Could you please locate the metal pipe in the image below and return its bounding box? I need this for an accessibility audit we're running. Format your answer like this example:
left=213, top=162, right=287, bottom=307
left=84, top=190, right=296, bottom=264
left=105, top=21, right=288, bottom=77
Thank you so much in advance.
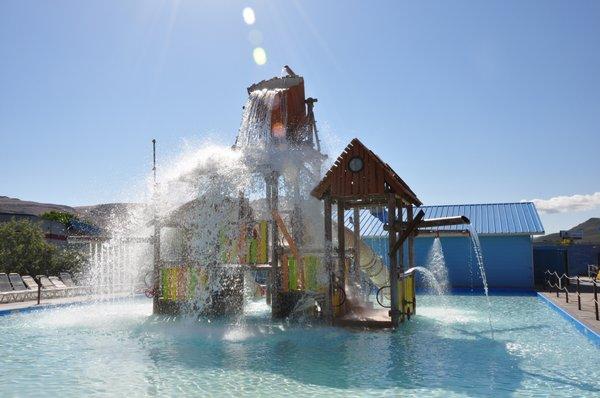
left=418, top=215, right=470, bottom=229
left=594, top=281, right=599, bottom=321
left=577, top=277, right=581, bottom=311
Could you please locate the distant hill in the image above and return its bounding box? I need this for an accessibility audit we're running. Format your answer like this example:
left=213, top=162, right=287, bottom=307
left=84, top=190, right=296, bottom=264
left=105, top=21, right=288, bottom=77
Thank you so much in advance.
left=0, top=196, right=77, bottom=216
left=0, top=196, right=144, bottom=232
left=535, top=217, right=600, bottom=244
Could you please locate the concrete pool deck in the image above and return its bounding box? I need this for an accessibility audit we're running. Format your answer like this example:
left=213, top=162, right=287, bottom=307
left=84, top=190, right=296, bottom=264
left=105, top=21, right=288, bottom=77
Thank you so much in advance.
left=539, top=291, right=600, bottom=338
left=0, top=292, right=137, bottom=315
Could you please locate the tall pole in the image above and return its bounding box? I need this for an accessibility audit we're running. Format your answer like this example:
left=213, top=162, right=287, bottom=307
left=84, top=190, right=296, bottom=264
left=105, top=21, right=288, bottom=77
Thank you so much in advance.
left=152, top=139, right=161, bottom=313
left=388, top=193, right=400, bottom=328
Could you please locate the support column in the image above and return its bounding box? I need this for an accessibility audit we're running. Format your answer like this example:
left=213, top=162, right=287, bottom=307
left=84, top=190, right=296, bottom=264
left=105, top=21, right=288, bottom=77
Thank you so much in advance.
left=398, top=202, right=405, bottom=323
left=352, top=207, right=361, bottom=289
left=266, top=172, right=280, bottom=308
left=336, top=200, right=346, bottom=295
left=388, top=193, right=400, bottom=327
left=407, top=205, right=415, bottom=315
left=323, top=194, right=333, bottom=322
left=407, top=206, right=415, bottom=269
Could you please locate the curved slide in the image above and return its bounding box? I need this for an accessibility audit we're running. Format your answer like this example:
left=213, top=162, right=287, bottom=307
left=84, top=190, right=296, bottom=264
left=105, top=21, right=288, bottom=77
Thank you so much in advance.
left=342, top=226, right=389, bottom=290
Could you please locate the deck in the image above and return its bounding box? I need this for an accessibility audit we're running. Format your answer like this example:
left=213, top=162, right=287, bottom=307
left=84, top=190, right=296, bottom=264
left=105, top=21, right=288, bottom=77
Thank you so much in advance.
left=540, top=291, right=600, bottom=336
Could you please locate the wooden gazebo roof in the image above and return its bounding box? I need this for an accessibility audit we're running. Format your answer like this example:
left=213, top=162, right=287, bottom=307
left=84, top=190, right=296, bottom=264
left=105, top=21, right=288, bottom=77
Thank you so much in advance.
left=311, top=138, right=422, bottom=206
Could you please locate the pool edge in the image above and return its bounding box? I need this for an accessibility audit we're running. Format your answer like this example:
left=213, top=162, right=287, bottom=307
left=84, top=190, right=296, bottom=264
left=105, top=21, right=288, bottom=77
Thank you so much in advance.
left=0, top=295, right=148, bottom=317
left=537, top=292, right=600, bottom=348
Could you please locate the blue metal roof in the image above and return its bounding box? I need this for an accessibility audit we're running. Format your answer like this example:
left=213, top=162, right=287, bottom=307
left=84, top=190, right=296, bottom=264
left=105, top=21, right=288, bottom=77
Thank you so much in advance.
left=334, top=202, right=544, bottom=237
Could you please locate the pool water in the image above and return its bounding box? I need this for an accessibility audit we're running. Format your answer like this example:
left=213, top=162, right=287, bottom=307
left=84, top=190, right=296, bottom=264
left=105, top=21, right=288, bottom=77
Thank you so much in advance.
left=1, top=295, right=599, bottom=397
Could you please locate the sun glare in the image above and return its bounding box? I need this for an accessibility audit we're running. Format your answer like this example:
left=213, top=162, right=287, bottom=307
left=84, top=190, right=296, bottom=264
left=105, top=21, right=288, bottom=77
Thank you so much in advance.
left=242, top=7, right=255, bottom=25
left=253, top=47, right=267, bottom=65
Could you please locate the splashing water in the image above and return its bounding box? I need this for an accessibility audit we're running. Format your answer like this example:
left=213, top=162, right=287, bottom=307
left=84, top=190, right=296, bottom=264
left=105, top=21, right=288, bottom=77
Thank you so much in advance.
left=468, top=224, right=494, bottom=337
left=80, top=76, right=327, bottom=319
left=236, top=89, right=281, bottom=148
left=424, top=237, right=449, bottom=294
left=413, top=266, right=445, bottom=296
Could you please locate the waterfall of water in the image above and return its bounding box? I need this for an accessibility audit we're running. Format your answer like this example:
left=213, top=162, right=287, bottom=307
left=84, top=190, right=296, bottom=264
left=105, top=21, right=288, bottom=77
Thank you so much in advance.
left=424, top=237, right=449, bottom=294
left=467, top=224, right=494, bottom=336
left=235, top=89, right=281, bottom=148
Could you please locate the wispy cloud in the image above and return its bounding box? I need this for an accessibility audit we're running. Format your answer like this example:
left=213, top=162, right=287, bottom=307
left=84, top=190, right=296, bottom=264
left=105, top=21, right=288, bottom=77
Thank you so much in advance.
left=527, top=192, right=600, bottom=214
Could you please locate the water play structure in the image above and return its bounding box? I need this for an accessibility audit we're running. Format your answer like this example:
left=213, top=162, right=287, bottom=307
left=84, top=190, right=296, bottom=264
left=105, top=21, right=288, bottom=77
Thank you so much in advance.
left=141, top=67, right=481, bottom=329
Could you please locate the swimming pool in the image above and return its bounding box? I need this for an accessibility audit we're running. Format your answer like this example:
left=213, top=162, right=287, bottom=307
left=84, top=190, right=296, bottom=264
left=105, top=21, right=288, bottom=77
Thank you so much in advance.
left=1, top=295, right=599, bottom=397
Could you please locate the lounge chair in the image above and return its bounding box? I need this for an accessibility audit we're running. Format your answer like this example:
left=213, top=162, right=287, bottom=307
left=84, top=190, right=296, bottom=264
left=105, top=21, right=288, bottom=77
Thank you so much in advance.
left=49, top=276, right=68, bottom=289
left=48, top=276, right=78, bottom=296
left=8, top=273, right=27, bottom=290
left=21, top=275, right=39, bottom=291
left=59, top=272, right=90, bottom=295
left=0, top=273, right=32, bottom=303
left=0, top=273, right=15, bottom=303
left=9, top=273, right=36, bottom=301
left=59, top=272, right=76, bottom=287
left=36, top=275, right=63, bottom=298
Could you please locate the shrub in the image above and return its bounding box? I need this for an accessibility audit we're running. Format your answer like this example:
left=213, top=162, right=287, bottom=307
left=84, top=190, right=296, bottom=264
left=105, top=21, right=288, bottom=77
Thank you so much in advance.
left=40, top=211, right=76, bottom=226
left=0, top=218, right=85, bottom=277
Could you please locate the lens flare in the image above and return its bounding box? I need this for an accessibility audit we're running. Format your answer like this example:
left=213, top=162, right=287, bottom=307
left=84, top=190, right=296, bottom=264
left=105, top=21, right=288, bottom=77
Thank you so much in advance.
left=253, top=47, right=267, bottom=65
left=248, top=29, right=263, bottom=46
left=242, top=7, right=255, bottom=25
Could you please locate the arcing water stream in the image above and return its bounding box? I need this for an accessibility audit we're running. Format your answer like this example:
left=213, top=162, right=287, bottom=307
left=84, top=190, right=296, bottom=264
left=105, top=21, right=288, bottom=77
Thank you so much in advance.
left=468, top=225, right=494, bottom=336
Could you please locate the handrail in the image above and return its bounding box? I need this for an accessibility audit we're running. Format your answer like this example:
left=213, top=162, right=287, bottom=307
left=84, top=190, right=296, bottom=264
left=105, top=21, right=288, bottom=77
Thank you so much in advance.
left=544, top=269, right=599, bottom=321
left=544, top=270, right=569, bottom=302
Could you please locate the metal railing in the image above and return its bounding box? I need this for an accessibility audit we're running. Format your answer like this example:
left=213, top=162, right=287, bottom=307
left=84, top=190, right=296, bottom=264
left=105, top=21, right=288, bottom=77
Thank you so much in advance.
left=544, top=269, right=599, bottom=321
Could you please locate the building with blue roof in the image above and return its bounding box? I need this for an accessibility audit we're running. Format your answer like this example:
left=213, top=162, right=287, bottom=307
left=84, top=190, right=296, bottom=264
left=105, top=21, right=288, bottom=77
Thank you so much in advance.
left=336, top=202, right=545, bottom=290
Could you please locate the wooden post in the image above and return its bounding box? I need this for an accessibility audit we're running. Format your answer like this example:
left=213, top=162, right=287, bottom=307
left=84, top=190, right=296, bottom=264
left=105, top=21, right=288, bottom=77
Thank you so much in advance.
left=337, top=200, right=346, bottom=294
left=388, top=193, right=400, bottom=327
left=407, top=206, right=415, bottom=270
left=397, top=201, right=405, bottom=323
left=407, top=205, right=415, bottom=315
left=353, top=207, right=361, bottom=289
left=323, top=194, right=333, bottom=322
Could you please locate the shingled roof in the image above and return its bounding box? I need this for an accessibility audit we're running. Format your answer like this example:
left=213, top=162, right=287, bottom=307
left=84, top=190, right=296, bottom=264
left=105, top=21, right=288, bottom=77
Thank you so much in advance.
left=311, top=138, right=422, bottom=206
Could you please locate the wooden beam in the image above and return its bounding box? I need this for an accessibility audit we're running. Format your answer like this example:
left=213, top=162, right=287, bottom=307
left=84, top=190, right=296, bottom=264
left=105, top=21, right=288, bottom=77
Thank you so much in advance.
left=336, top=200, right=346, bottom=291
left=323, top=194, right=333, bottom=322
left=390, top=210, right=425, bottom=255
left=388, top=193, right=400, bottom=328
left=407, top=206, right=415, bottom=270
left=352, top=207, right=361, bottom=288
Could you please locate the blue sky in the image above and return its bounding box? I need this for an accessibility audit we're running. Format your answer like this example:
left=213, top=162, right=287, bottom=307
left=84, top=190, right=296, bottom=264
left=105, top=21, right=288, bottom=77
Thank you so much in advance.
left=1, top=0, right=599, bottom=233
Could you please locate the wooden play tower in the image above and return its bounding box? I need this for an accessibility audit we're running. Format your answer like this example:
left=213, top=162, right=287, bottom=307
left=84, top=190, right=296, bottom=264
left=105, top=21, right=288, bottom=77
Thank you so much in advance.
left=311, top=138, right=471, bottom=328
left=311, top=138, right=422, bottom=327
